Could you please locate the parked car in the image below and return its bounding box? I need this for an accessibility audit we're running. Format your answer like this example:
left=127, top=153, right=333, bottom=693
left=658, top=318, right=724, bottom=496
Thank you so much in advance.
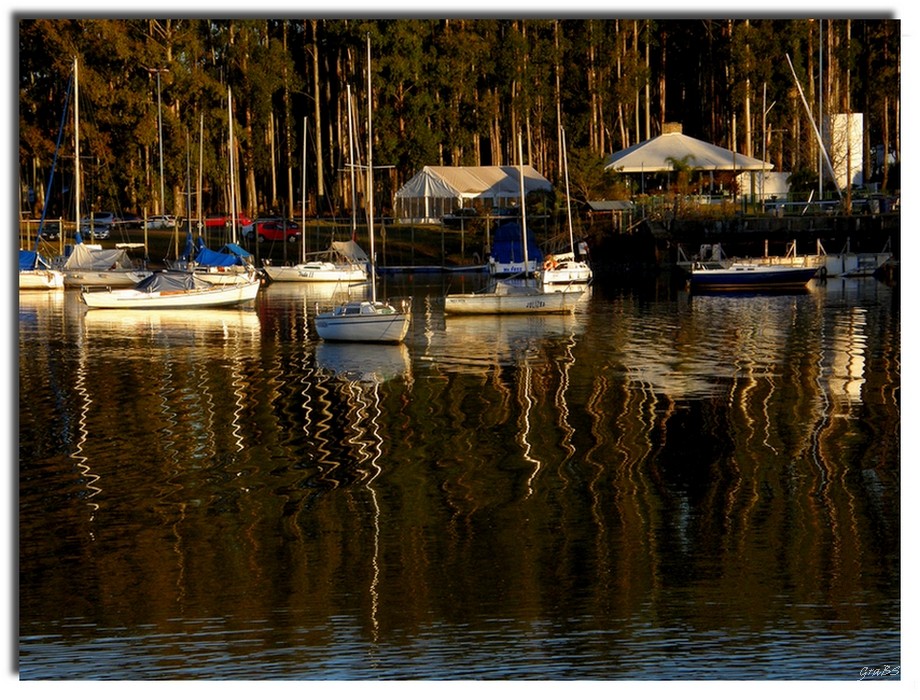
left=205, top=212, right=253, bottom=229
left=243, top=218, right=302, bottom=243
left=39, top=221, right=62, bottom=240
left=80, top=211, right=117, bottom=233
left=147, top=214, right=178, bottom=230
left=442, top=207, right=478, bottom=228
left=81, top=225, right=110, bottom=239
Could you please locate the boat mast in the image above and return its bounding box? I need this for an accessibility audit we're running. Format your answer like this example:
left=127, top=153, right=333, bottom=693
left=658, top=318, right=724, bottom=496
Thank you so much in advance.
left=366, top=34, right=376, bottom=303
left=228, top=88, right=238, bottom=244
left=197, top=114, right=204, bottom=235
left=785, top=53, right=842, bottom=199
left=301, top=115, right=307, bottom=263
left=517, top=132, right=529, bottom=275
left=347, top=83, right=358, bottom=241
left=561, top=127, right=575, bottom=257
left=74, top=57, right=80, bottom=240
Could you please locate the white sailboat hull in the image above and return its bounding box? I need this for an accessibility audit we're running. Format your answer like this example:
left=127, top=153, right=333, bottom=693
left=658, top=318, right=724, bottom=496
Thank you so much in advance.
left=263, top=262, right=368, bottom=283
left=314, top=301, right=411, bottom=343
left=19, top=270, right=64, bottom=290
left=540, top=259, right=593, bottom=288
left=81, top=279, right=261, bottom=309
left=444, top=283, right=585, bottom=315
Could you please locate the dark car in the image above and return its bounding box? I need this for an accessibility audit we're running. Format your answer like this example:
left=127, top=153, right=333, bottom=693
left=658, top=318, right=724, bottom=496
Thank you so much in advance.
left=442, top=207, right=478, bottom=228
left=39, top=221, right=62, bottom=240
left=243, top=218, right=302, bottom=243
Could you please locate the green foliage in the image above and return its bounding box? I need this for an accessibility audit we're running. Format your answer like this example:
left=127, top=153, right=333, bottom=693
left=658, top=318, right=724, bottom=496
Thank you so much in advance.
left=19, top=18, right=900, bottom=220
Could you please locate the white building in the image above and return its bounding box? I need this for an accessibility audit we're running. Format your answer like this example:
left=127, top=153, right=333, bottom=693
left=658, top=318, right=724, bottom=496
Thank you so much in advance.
left=827, top=113, right=865, bottom=188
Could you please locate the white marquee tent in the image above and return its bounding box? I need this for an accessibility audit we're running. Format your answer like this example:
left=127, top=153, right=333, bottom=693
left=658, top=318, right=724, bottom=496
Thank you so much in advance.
left=395, top=165, right=552, bottom=223
left=604, top=124, right=774, bottom=199
left=605, top=125, right=773, bottom=174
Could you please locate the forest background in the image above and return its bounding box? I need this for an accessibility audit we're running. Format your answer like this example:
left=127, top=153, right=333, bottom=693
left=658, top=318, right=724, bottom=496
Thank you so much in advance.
left=17, top=16, right=901, bottom=225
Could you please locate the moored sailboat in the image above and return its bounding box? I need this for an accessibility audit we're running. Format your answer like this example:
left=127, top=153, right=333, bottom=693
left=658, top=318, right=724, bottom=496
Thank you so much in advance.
left=55, top=57, right=151, bottom=289
left=20, top=249, right=64, bottom=290
left=313, top=35, right=411, bottom=344
left=689, top=261, right=819, bottom=292
left=264, top=87, right=370, bottom=286
left=263, top=241, right=369, bottom=283
left=80, top=269, right=261, bottom=309
left=444, top=132, right=585, bottom=316
left=539, top=127, right=592, bottom=290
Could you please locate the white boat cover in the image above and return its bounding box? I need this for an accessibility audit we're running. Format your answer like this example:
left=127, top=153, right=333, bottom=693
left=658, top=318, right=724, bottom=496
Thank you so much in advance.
left=329, top=240, right=370, bottom=263
left=62, top=243, right=137, bottom=271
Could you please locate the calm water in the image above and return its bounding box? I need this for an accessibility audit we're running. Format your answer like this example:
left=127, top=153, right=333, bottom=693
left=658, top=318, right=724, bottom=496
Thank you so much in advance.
left=18, top=273, right=900, bottom=680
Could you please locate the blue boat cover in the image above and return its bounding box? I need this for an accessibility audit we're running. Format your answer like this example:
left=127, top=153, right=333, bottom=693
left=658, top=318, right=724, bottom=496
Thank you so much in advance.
left=19, top=250, right=40, bottom=270
left=490, top=222, right=541, bottom=264
left=178, top=233, right=195, bottom=262
left=194, top=238, right=252, bottom=266
left=221, top=243, right=252, bottom=259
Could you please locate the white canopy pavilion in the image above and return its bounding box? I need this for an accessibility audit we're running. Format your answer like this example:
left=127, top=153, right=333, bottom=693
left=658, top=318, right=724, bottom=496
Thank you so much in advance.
left=395, top=165, right=552, bottom=224
left=605, top=123, right=773, bottom=197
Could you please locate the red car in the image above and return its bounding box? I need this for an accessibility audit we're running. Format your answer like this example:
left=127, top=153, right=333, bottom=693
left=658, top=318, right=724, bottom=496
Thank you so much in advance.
left=243, top=218, right=302, bottom=243
left=204, top=212, right=253, bottom=229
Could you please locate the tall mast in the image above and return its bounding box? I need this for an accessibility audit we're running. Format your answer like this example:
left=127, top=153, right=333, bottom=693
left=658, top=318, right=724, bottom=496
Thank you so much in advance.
left=228, top=88, right=238, bottom=244
left=561, top=127, right=575, bottom=256
left=785, top=54, right=842, bottom=198
left=517, top=131, right=529, bottom=274
left=347, top=84, right=358, bottom=241
left=366, top=34, right=376, bottom=303
left=301, top=115, right=307, bottom=263
left=197, top=114, right=204, bottom=233
left=74, top=57, right=80, bottom=236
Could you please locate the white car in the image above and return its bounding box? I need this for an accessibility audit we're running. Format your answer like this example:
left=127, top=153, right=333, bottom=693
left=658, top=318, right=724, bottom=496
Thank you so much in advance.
left=147, top=215, right=178, bottom=230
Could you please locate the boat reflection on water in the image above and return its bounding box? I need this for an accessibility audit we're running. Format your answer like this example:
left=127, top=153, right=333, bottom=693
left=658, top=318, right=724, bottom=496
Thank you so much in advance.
left=81, top=307, right=262, bottom=341
left=419, top=310, right=586, bottom=499
left=314, top=341, right=411, bottom=385
left=312, top=339, right=412, bottom=641
left=427, top=312, right=585, bottom=372
left=18, top=275, right=900, bottom=680
left=19, top=287, right=65, bottom=317
left=261, top=278, right=369, bottom=305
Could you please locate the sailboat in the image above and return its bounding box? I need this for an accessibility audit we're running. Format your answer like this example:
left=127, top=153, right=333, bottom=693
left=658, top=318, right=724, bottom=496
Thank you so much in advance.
left=21, top=66, right=69, bottom=291
left=181, top=90, right=258, bottom=285
left=20, top=249, right=64, bottom=290
left=263, top=89, right=370, bottom=285
left=444, top=133, right=586, bottom=315
left=312, top=36, right=411, bottom=344
left=80, top=268, right=261, bottom=309
left=57, top=58, right=152, bottom=289
left=539, top=127, right=593, bottom=290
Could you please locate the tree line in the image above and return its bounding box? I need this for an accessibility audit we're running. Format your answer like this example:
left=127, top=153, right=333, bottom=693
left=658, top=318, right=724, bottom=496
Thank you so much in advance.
left=18, top=18, right=900, bottom=222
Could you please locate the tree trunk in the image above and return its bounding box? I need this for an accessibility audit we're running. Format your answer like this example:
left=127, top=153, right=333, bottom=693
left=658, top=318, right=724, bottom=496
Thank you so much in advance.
left=644, top=21, right=651, bottom=141
left=312, top=20, right=324, bottom=210
left=744, top=20, right=752, bottom=157
left=634, top=21, right=640, bottom=144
